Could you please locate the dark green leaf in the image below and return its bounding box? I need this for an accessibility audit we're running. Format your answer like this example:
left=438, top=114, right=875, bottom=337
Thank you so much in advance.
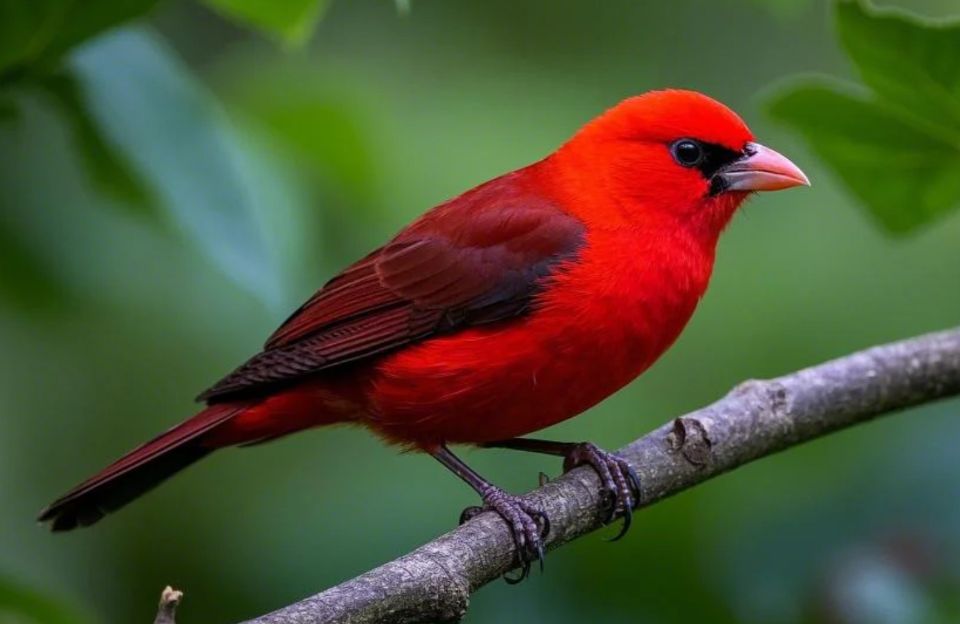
left=0, top=0, right=159, bottom=79
left=202, top=0, right=330, bottom=45
left=768, top=81, right=960, bottom=233
left=38, top=71, right=156, bottom=212
left=836, top=1, right=960, bottom=140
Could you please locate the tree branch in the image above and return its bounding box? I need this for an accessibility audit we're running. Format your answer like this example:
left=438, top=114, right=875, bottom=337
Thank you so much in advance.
left=154, top=586, right=182, bottom=624
left=241, top=327, right=960, bottom=624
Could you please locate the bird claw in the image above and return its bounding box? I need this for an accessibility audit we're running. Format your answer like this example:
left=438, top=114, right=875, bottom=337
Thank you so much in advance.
left=562, top=443, right=641, bottom=540
left=458, top=486, right=550, bottom=583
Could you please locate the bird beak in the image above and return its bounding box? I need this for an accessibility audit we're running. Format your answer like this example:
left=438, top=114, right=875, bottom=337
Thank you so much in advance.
left=719, top=142, right=810, bottom=192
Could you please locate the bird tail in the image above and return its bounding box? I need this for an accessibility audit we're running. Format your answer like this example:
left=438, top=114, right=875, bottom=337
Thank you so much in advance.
left=38, top=403, right=246, bottom=532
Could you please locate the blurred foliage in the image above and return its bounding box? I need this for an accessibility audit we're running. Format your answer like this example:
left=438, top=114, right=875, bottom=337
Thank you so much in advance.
left=202, top=0, right=330, bottom=45
left=0, top=0, right=959, bottom=623
left=70, top=28, right=283, bottom=306
left=0, top=218, right=62, bottom=311
left=750, top=0, right=813, bottom=19
left=222, top=62, right=379, bottom=202
left=0, top=577, right=93, bottom=624
left=0, top=0, right=162, bottom=305
left=0, top=0, right=159, bottom=78
left=37, top=71, right=156, bottom=211
left=769, top=1, right=960, bottom=233
left=0, top=2, right=283, bottom=307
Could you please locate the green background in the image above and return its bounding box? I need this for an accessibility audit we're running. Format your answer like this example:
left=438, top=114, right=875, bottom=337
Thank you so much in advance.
left=1, top=0, right=959, bottom=622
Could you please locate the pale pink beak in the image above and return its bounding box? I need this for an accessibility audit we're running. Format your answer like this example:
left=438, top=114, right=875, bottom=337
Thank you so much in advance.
left=721, top=142, right=810, bottom=192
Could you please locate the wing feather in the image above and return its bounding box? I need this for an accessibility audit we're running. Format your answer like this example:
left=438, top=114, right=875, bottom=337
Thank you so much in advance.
left=198, top=176, right=584, bottom=402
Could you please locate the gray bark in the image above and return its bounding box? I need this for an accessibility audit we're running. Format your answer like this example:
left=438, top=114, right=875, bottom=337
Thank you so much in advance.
left=238, top=327, right=960, bottom=624
left=154, top=586, right=182, bottom=624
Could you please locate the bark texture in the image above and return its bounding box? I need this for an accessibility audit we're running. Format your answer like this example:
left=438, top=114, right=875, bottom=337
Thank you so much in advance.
left=154, top=586, right=182, bottom=624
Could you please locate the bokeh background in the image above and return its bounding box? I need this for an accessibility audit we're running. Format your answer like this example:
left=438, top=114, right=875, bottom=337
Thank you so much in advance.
left=2, top=0, right=960, bottom=622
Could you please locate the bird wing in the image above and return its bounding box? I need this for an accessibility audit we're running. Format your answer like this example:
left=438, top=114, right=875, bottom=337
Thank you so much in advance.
left=197, top=179, right=585, bottom=402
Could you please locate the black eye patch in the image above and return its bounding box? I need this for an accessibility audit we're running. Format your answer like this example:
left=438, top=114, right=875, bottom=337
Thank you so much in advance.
left=669, top=139, right=743, bottom=179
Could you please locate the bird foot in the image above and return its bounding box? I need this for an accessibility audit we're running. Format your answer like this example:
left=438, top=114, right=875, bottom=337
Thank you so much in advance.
left=460, top=486, right=550, bottom=583
left=562, top=443, right=641, bottom=540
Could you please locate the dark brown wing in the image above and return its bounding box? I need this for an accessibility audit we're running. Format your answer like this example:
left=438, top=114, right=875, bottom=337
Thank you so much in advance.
left=198, top=176, right=584, bottom=402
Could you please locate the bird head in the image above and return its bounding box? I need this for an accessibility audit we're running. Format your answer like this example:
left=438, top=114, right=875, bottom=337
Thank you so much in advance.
left=553, top=89, right=808, bottom=237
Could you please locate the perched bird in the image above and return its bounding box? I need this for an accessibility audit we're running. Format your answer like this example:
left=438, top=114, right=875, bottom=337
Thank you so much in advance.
left=40, top=90, right=808, bottom=577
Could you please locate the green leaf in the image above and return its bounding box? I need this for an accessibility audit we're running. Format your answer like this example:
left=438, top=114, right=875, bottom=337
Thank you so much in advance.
left=37, top=71, right=156, bottom=212
left=0, top=0, right=160, bottom=79
left=0, top=578, right=93, bottom=624
left=70, top=28, right=282, bottom=306
left=836, top=1, right=960, bottom=140
left=768, top=81, right=960, bottom=233
left=202, top=0, right=330, bottom=45
left=768, top=3, right=960, bottom=234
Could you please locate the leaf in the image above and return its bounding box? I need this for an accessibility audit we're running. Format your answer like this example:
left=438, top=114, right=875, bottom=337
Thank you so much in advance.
left=0, top=577, right=93, bottom=624
left=202, top=0, right=330, bottom=45
left=0, top=0, right=159, bottom=78
left=70, top=28, right=282, bottom=306
left=836, top=1, right=960, bottom=139
left=767, top=2, right=960, bottom=234
left=768, top=81, right=960, bottom=233
left=37, top=71, right=155, bottom=212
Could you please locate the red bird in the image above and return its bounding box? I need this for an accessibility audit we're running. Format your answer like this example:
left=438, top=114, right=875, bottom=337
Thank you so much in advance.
left=40, top=90, right=808, bottom=575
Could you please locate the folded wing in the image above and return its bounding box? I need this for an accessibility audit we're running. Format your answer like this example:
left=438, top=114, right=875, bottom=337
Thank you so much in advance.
left=198, top=178, right=585, bottom=403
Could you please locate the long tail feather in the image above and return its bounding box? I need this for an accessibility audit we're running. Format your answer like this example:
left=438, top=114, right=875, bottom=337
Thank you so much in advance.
left=38, top=403, right=245, bottom=531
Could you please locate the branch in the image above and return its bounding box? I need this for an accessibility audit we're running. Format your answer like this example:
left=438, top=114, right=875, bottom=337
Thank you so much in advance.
left=242, top=327, right=960, bottom=624
left=154, top=586, right=182, bottom=624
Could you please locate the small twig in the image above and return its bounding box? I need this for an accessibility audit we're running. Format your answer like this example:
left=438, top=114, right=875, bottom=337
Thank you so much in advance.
left=240, top=327, right=960, bottom=624
left=154, top=586, right=183, bottom=624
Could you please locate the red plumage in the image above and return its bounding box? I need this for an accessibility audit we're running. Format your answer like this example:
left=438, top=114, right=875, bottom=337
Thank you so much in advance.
left=40, top=90, right=808, bottom=532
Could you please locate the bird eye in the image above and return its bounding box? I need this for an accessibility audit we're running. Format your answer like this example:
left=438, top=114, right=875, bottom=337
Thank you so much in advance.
left=671, top=139, right=704, bottom=167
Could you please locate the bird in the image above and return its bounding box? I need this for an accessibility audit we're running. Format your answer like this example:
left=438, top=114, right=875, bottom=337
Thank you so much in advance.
left=39, top=89, right=808, bottom=579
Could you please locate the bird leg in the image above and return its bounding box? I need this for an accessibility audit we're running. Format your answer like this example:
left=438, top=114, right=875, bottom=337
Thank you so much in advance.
left=483, top=439, right=641, bottom=540
left=431, top=445, right=549, bottom=583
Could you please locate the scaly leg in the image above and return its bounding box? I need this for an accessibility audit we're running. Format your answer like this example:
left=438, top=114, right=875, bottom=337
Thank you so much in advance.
left=431, top=445, right=550, bottom=583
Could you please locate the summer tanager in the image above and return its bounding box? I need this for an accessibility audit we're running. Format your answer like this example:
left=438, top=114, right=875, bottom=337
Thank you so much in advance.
left=40, top=90, right=808, bottom=577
